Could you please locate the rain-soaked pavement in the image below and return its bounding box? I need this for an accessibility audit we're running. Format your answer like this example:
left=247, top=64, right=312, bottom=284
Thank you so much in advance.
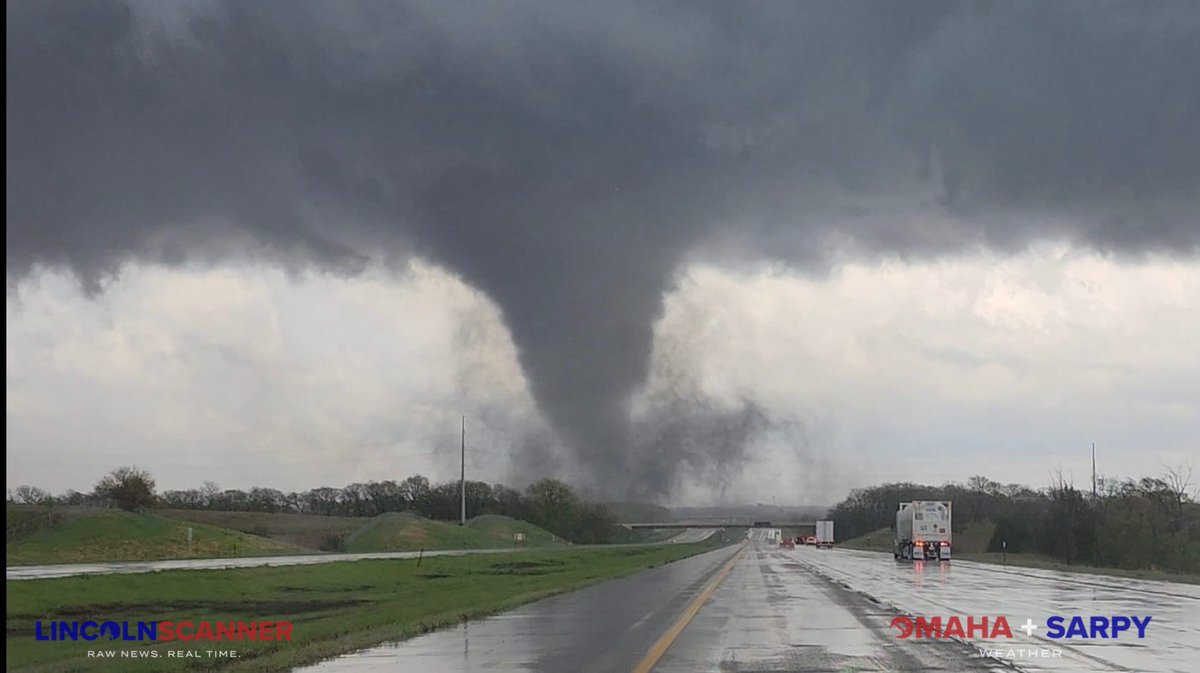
left=653, top=544, right=1002, bottom=672
left=789, top=545, right=1200, bottom=673
left=294, top=540, right=1200, bottom=673
left=293, top=543, right=747, bottom=673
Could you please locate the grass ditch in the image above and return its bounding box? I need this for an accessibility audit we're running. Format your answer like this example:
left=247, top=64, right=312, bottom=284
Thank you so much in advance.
left=952, top=551, right=1200, bottom=585
left=6, top=532, right=739, bottom=672
left=838, top=526, right=1200, bottom=585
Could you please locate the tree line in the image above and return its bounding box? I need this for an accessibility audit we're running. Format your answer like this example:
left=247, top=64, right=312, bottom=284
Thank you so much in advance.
left=826, top=469, right=1200, bottom=574
left=7, top=468, right=618, bottom=544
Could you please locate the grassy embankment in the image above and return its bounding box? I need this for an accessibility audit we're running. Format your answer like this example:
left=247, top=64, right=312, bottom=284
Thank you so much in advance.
left=839, top=522, right=1200, bottom=585
left=6, top=508, right=307, bottom=566
left=158, top=510, right=367, bottom=551
left=7, top=507, right=569, bottom=565
left=161, top=509, right=566, bottom=552
left=464, top=514, right=569, bottom=547
left=837, top=520, right=996, bottom=554
left=341, top=512, right=566, bottom=553
left=6, top=531, right=739, bottom=672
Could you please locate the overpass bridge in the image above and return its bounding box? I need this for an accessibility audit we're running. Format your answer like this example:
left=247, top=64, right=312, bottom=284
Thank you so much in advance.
left=617, top=521, right=817, bottom=530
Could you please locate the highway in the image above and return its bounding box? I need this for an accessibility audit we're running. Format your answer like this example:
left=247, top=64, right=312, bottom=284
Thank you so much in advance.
left=791, top=545, right=1200, bottom=673
left=11, top=532, right=1194, bottom=671
left=296, top=536, right=1199, bottom=672
left=296, top=537, right=997, bottom=672
left=5, top=530, right=714, bottom=581
left=5, top=548, right=533, bottom=581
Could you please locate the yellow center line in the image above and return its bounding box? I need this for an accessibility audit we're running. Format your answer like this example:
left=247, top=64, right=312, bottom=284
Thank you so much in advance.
left=630, top=544, right=747, bottom=673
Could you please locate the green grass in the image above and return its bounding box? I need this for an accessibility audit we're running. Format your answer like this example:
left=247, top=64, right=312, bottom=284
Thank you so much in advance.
left=6, top=510, right=308, bottom=566
left=607, top=526, right=686, bottom=545
left=344, top=512, right=512, bottom=553
left=6, top=535, right=738, bottom=672
left=7, top=505, right=64, bottom=543
left=837, top=521, right=993, bottom=554
left=9, top=508, right=579, bottom=564
left=164, top=510, right=566, bottom=553
left=952, top=520, right=995, bottom=554
left=159, top=510, right=367, bottom=551
left=837, top=527, right=894, bottom=552
left=464, top=515, right=566, bottom=548
left=954, top=551, right=1200, bottom=585
left=8, top=505, right=60, bottom=530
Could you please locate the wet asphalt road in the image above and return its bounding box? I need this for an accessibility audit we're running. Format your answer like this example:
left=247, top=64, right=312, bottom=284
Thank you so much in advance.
left=295, top=539, right=1200, bottom=672
left=791, top=546, right=1200, bottom=673
left=296, top=539, right=1002, bottom=672
left=16, top=534, right=1192, bottom=671
left=653, top=544, right=1002, bottom=672
left=294, top=543, right=745, bottom=673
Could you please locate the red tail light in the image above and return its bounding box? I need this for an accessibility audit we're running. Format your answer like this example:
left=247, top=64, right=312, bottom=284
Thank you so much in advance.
left=940, top=541, right=949, bottom=546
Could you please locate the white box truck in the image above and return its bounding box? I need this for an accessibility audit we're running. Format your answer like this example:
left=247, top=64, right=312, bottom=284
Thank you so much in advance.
left=894, top=501, right=951, bottom=562
left=815, top=520, right=834, bottom=548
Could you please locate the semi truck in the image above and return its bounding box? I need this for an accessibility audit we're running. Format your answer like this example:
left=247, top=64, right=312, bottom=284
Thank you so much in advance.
left=815, top=520, right=834, bottom=549
left=894, top=501, right=952, bottom=562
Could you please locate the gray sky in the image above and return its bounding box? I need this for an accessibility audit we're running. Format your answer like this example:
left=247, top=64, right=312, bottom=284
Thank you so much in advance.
left=6, top=1, right=1199, bottom=502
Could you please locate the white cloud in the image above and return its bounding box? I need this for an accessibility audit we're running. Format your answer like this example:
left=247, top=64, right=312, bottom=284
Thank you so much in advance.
left=6, top=262, right=544, bottom=494
left=7, top=246, right=1198, bottom=503
left=650, top=245, right=1200, bottom=503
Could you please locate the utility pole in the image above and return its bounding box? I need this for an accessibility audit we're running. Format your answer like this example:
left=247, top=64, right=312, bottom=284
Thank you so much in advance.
left=460, top=415, right=467, bottom=526
left=1091, top=442, right=1097, bottom=500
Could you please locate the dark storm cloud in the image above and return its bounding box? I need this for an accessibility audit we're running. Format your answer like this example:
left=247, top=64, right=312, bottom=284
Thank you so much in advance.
left=7, top=1, right=1199, bottom=494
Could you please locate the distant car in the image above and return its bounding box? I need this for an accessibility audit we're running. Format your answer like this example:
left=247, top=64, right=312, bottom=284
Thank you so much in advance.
left=804, top=535, right=817, bottom=545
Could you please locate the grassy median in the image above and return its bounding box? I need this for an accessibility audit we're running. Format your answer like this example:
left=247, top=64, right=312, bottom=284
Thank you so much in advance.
left=6, top=534, right=736, bottom=672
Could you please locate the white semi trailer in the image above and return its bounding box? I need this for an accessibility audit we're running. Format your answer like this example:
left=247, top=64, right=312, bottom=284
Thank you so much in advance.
left=894, top=501, right=952, bottom=562
left=815, top=520, right=834, bottom=549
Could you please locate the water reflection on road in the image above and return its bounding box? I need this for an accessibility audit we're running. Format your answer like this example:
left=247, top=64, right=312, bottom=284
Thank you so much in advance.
left=296, top=544, right=1200, bottom=673
left=294, top=544, right=742, bottom=673
left=791, top=547, right=1200, bottom=673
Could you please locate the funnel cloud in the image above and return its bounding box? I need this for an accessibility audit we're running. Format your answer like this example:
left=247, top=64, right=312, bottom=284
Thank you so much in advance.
left=7, top=1, right=1199, bottom=496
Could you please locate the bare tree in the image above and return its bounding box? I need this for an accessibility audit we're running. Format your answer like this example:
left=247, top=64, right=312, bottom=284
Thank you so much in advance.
left=13, top=485, right=51, bottom=505
left=1045, top=469, right=1096, bottom=565
left=200, top=481, right=221, bottom=507
left=1163, top=464, right=1195, bottom=533
left=94, top=467, right=156, bottom=511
